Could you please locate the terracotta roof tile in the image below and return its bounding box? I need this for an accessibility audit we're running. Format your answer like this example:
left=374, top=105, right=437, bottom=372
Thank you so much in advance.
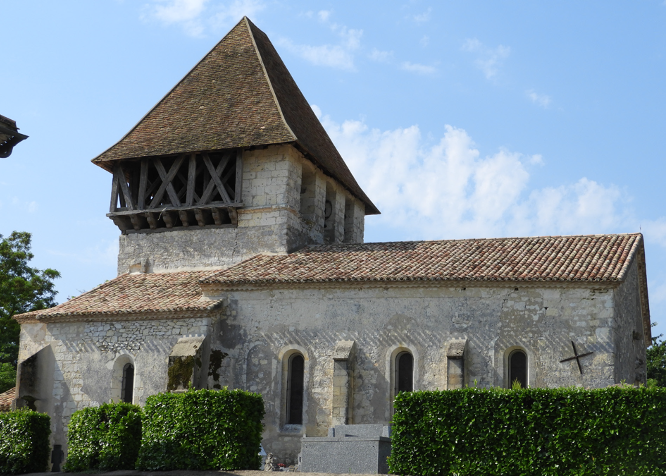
left=0, top=387, right=15, bottom=412
left=16, top=271, right=221, bottom=321
left=202, top=233, right=643, bottom=285
left=91, top=17, right=378, bottom=215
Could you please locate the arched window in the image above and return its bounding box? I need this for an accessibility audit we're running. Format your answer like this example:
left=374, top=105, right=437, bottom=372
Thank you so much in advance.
left=121, top=363, right=134, bottom=403
left=286, top=353, right=304, bottom=424
left=509, top=350, right=527, bottom=388
left=395, top=351, right=413, bottom=393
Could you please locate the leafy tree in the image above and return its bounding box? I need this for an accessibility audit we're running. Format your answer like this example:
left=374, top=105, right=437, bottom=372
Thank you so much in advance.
left=647, top=323, right=666, bottom=387
left=0, top=232, right=60, bottom=392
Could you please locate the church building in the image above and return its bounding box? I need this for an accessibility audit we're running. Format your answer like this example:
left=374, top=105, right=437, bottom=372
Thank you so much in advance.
left=13, top=17, right=650, bottom=465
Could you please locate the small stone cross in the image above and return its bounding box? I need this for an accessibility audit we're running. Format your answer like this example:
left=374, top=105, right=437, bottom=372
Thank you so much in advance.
left=560, top=341, right=594, bottom=374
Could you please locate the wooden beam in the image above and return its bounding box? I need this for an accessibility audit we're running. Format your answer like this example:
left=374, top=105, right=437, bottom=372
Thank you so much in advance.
left=150, top=155, right=185, bottom=208
left=235, top=149, right=243, bottom=203
left=186, top=154, right=197, bottom=206
left=138, top=159, right=148, bottom=209
left=176, top=171, right=200, bottom=202
left=162, top=210, right=176, bottom=228
left=130, top=163, right=140, bottom=206
left=118, top=179, right=126, bottom=209
left=144, top=177, right=160, bottom=203
left=178, top=210, right=190, bottom=227
left=194, top=209, right=206, bottom=226
left=144, top=212, right=158, bottom=230
left=216, top=166, right=236, bottom=201
left=129, top=215, right=143, bottom=231
left=201, top=153, right=232, bottom=203
left=114, top=164, right=135, bottom=210
left=228, top=207, right=238, bottom=226
left=110, top=215, right=129, bottom=232
left=107, top=203, right=244, bottom=216
left=110, top=172, right=119, bottom=212
left=211, top=208, right=223, bottom=225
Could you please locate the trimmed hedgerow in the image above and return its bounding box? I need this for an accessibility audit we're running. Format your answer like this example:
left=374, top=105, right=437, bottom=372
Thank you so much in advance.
left=136, top=388, right=264, bottom=471
left=389, top=386, right=666, bottom=476
left=0, top=409, right=50, bottom=474
left=64, top=402, right=142, bottom=472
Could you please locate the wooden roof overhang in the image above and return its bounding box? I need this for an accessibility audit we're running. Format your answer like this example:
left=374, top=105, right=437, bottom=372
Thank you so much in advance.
left=106, top=148, right=244, bottom=234
left=91, top=17, right=379, bottom=221
left=0, top=115, right=28, bottom=158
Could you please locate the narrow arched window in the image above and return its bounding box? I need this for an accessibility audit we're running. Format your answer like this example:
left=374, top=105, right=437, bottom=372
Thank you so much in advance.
left=286, top=354, right=304, bottom=424
left=121, top=363, right=134, bottom=403
left=395, top=351, right=413, bottom=393
left=509, top=350, right=527, bottom=388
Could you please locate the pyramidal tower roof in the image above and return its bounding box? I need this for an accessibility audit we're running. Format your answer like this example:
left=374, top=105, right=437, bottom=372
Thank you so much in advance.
left=93, top=17, right=379, bottom=215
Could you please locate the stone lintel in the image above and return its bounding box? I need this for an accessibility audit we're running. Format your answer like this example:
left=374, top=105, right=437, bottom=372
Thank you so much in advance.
left=446, top=339, right=468, bottom=390
left=332, top=340, right=356, bottom=361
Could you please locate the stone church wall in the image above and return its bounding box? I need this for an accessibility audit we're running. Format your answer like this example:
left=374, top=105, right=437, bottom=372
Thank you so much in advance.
left=206, top=281, right=624, bottom=463
left=117, top=145, right=366, bottom=275
left=612, top=258, right=648, bottom=384
left=17, top=317, right=212, bottom=457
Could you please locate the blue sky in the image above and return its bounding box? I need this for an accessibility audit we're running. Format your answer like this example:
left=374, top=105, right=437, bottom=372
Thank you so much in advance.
left=2, top=1, right=666, bottom=336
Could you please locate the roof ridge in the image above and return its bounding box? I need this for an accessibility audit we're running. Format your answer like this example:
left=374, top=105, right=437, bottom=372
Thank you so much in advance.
left=91, top=17, right=252, bottom=164
left=295, top=232, right=643, bottom=251
left=616, top=233, right=642, bottom=281
left=244, top=17, right=297, bottom=142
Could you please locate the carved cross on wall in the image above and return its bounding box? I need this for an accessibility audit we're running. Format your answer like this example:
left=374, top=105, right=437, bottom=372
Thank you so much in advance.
left=559, top=341, right=594, bottom=374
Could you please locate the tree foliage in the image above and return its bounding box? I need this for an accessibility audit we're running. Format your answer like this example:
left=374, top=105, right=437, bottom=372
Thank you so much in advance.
left=647, top=324, right=666, bottom=387
left=0, top=232, right=60, bottom=392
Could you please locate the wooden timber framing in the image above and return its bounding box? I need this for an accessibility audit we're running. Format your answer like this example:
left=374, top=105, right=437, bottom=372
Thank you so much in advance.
left=108, top=149, right=243, bottom=233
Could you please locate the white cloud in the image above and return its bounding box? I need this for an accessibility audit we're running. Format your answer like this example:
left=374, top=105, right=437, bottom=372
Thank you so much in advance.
left=142, top=0, right=265, bottom=37
left=412, top=8, right=432, bottom=23
left=529, top=154, right=544, bottom=165
left=462, top=38, right=511, bottom=79
left=368, top=48, right=393, bottom=63
left=401, top=61, right=436, bottom=75
left=420, top=35, right=429, bottom=47
left=319, top=112, right=631, bottom=240
left=310, top=104, right=322, bottom=119
left=277, top=39, right=355, bottom=70
left=278, top=13, right=362, bottom=70
left=526, top=89, right=552, bottom=108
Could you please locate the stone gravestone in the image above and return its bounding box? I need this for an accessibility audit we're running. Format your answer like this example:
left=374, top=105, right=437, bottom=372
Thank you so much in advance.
left=299, top=424, right=391, bottom=474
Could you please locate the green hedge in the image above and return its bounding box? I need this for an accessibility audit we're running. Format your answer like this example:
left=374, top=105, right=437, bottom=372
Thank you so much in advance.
left=0, top=409, right=50, bottom=474
left=64, top=402, right=142, bottom=472
left=389, top=386, right=666, bottom=475
left=136, top=388, right=265, bottom=471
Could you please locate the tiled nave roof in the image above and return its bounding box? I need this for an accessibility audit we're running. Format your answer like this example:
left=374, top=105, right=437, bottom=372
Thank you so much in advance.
left=15, top=234, right=648, bottom=339
left=203, top=233, right=644, bottom=285
left=0, top=387, right=15, bottom=412
left=16, top=271, right=220, bottom=322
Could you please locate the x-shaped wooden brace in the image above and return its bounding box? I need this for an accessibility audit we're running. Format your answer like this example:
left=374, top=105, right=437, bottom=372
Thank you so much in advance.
left=112, top=163, right=135, bottom=210
left=199, top=152, right=234, bottom=204
left=149, top=155, right=185, bottom=208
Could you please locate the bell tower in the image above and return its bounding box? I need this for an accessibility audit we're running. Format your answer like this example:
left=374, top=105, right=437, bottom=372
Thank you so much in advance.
left=93, top=17, right=379, bottom=275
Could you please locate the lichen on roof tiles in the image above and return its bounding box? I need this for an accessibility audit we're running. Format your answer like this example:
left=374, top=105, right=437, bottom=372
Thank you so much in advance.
left=17, top=271, right=221, bottom=321
left=201, top=233, right=643, bottom=286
